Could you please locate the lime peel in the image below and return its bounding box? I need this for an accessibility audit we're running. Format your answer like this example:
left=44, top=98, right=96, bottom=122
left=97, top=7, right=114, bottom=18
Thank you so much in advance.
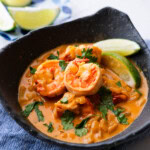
left=102, top=52, right=141, bottom=88
left=0, top=1, right=15, bottom=31
left=94, top=39, right=140, bottom=56
left=8, top=7, right=60, bottom=30
left=1, top=0, right=31, bottom=7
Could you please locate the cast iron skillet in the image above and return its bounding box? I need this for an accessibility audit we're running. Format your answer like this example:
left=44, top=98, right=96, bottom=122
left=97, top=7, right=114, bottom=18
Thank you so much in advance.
left=0, top=7, right=150, bottom=150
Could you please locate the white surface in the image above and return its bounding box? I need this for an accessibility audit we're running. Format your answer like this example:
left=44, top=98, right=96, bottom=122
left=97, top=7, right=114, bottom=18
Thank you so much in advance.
left=71, top=0, right=150, bottom=40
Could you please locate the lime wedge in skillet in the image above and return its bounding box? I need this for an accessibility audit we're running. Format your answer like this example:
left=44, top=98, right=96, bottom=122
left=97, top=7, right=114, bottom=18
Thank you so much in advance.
left=0, top=2, right=15, bottom=31
left=102, top=52, right=141, bottom=88
left=1, top=0, right=31, bottom=7
left=8, top=7, right=60, bottom=30
left=94, top=39, right=140, bottom=56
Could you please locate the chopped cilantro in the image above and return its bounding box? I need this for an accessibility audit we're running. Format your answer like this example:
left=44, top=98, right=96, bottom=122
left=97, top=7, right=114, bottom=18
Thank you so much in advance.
left=75, top=116, right=90, bottom=137
left=116, top=81, right=122, bottom=87
left=35, top=102, right=44, bottom=122
left=61, top=110, right=75, bottom=130
left=47, top=51, right=59, bottom=60
left=113, top=108, right=125, bottom=116
left=98, top=86, right=128, bottom=125
left=117, top=113, right=128, bottom=125
left=98, top=86, right=114, bottom=112
left=76, top=48, right=97, bottom=63
left=60, top=97, right=68, bottom=104
left=135, top=89, right=142, bottom=96
left=75, top=128, right=88, bottom=137
left=22, top=101, right=37, bottom=117
left=59, top=60, right=68, bottom=71
left=114, top=107, right=128, bottom=125
left=44, top=122, right=54, bottom=132
left=30, top=67, right=36, bottom=74
left=75, top=117, right=90, bottom=129
left=99, top=105, right=107, bottom=120
left=22, top=101, right=44, bottom=122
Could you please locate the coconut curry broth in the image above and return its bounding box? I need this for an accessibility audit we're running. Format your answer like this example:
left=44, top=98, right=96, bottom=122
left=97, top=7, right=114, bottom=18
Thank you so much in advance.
left=18, top=44, right=148, bottom=144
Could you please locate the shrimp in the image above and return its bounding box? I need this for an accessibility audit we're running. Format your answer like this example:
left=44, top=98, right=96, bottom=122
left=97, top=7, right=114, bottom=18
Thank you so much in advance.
left=33, top=60, right=65, bottom=97
left=64, top=58, right=103, bottom=96
left=54, top=92, right=94, bottom=118
left=60, top=45, right=102, bottom=63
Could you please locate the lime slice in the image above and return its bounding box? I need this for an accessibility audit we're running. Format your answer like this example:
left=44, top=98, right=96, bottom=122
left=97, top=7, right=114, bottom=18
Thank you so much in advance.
left=94, top=39, right=140, bottom=56
left=1, top=0, right=31, bottom=7
left=8, top=7, right=60, bottom=30
left=102, top=52, right=141, bottom=88
left=0, top=2, right=15, bottom=31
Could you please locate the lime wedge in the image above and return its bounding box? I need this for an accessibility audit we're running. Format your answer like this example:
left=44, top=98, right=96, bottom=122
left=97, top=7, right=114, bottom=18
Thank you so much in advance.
left=102, top=52, right=141, bottom=88
left=0, top=2, right=15, bottom=31
left=94, top=39, right=140, bottom=56
left=1, top=0, right=31, bottom=7
left=8, top=7, right=60, bottom=30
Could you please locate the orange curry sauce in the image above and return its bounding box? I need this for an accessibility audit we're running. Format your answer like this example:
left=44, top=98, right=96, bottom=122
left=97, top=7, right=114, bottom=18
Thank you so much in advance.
left=18, top=44, right=148, bottom=144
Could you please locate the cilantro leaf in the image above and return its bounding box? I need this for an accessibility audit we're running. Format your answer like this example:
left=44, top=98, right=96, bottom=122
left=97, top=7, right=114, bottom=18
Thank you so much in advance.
left=135, top=89, right=142, bottom=96
left=60, top=97, right=68, bottom=104
left=61, top=110, right=75, bottom=130
left=98, top=86, right=114, bottom=112
left=75, top=128, right=88, bottom=137
left=75, top=117, right=90, bottom=129
left=98, top=86, right=128, bottom=125
left=113, top=108, right=128, bottom=124
left=117, top=113, right=128, bottom=125
left=99, top=105, right=107, bottom=120
left=113, top=108, right=124, bottom=116
left=44, top=122, right=54, bottom=132
left=59, top=60, right=68, bottom=71
left=22, top=101, right=44, bottom=122
left=76, top=48, right=97, bottom=63
left=47, top=51, right=59, bottom=60
left=116, top=81, right=122, bottom=87
left=22, top=101, right=37, bottom=117
left=35, top=102, right=44, bottom=122
left=75, top=116, right=90, bottom=137
left=30, top=67, right=36, bottom=74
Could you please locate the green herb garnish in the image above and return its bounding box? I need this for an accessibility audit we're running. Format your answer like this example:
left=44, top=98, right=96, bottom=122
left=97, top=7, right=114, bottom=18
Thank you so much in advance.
left=44, top=122, right=54, bottom=132
left=98, top=86, right=114, bottom=119
left=116, top=81, right=122, bottom=87
left=113, top=108, right=128, bottom=124
left=47, top=51, right=59, bottom=60
left=75, top=116, right=90, bottom=137
left=75, top=128, right=88, bottom=137
left=75, top=117, right=90, bottom=129
left=135, top=89, right=142, bottom=96
left=22, top=101, right=44, bottom=122
left=22, top=101, right=37, bottom=117
left=59, top=60, right=68, bottom=71
left=61, top=110, right=75, bottom=130
left=117, top=113, right=128, bottom=125
left=30, top=67, right=36, bottom=74
left=76, top=48, right=97, bottom=63
left=60, top=97, right=68, bottom=104
left=35, top=103, right=44, bottom=122
left=98, top=86, right=128, bottom=124
left=99, top=105, right=108, bottom=120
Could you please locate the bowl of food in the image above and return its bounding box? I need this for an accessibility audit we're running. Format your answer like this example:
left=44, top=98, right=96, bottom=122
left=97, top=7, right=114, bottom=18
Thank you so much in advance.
left=0, top=7, right=149, bottom=149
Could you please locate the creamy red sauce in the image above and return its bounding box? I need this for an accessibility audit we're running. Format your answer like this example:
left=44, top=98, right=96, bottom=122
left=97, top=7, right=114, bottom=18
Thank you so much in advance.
left=18, top=44, right=148, bottom=144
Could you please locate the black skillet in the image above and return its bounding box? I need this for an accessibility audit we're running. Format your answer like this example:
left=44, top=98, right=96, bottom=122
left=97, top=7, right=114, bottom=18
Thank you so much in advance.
left=0, top=7, right=150, bottom=150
